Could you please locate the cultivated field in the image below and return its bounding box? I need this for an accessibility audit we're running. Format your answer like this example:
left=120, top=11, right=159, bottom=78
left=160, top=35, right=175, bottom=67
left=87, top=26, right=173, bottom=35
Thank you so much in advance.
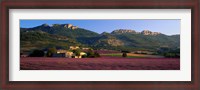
left=101, top=53, right=165, bottom=58
left=20, top=57, right=180, bottom=70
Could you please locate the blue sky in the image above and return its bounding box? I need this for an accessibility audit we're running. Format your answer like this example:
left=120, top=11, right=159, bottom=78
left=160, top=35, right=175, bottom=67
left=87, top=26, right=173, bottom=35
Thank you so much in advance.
left=20, top=20, right=180, bottom=35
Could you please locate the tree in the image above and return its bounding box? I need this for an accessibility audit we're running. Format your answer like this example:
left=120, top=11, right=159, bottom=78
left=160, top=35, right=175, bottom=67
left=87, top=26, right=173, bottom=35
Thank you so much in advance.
left=29, top=49, right=44, bottom=57
left=122, top=52, right=127, bottom=57
left=87, top=49, right=95, bottom=58
left=46, top=47, right=57, bottom=57
left=73, top=49, right=81, bottom=56
left=82, top=54, right=87, bottom=58
left=94, top=51, right=100, bottom=57
left=86, top=49, right=100, bottom=58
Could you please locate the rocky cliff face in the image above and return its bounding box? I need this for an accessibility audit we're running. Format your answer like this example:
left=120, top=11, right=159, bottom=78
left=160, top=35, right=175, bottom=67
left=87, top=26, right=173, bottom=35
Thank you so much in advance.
left=41, top=24, right=50, bottom=27
left=141, top=30, right=161, bottom=35
left=64, top=24, right=73, bottom=28
left=71, top=26, right=78, bottom=30
left=63, top=24, right=78, bottom=30
left=112, top=29, right=161, bottom=35
left=96, top=38, right=124, bottom=47
left=107, top=39, right=124, bottom=46
left=39, top=24, right=161, bottom=35
left=111, top=29, right=136, bottom=34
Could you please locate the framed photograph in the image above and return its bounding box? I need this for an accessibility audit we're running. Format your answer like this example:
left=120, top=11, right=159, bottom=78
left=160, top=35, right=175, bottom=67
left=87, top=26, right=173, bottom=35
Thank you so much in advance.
left=1, top=0, right=199, bottom=90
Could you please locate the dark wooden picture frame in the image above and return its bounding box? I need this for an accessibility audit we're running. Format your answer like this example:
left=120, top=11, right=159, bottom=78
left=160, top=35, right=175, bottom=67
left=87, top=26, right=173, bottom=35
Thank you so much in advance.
left=0, top=0, right=199, bottom=90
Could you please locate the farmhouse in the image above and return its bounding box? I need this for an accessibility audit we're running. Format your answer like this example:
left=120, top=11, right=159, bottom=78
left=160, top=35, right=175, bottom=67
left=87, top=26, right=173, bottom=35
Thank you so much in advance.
left=70, top=46, right=79, bottom=50
left=56, top=48, right=87, bottom=58
left=20, top=52, right=29, bottom=57
left=20, top=54, right=28, bottom=57
left=65, top=51, right=73, bottom=58
left=41, top=46, right=88, bottom=58
left=57, top=49, right=73, bottom=58
left=72, top=52, right=86, bottom=58
left=82, top=47, right=89, bottom=50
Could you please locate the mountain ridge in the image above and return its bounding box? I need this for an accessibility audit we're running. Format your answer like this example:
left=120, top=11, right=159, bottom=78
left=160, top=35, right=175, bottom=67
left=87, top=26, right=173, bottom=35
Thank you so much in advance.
left=111, top=29, right=161, bottom=35
left=20, top=23, right=180, bottom=52
left=22, top=24, right=177, bottom=36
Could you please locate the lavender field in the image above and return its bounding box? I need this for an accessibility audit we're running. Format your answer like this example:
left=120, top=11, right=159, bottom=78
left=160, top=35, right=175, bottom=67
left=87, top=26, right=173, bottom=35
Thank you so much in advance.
left=20, top=57, right=180, bottom=70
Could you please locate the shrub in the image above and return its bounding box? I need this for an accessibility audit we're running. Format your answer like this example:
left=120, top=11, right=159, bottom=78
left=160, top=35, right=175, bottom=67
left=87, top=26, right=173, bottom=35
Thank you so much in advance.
left=86, top=50, right=100, bottom=58
left=29, top=49, right=44, bottom=57
left=82, top=54, right=87, bottom=58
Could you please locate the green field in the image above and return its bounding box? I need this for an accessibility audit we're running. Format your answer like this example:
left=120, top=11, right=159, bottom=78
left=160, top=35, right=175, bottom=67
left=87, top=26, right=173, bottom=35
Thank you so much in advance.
left=101, top=53, right=164, bottom=58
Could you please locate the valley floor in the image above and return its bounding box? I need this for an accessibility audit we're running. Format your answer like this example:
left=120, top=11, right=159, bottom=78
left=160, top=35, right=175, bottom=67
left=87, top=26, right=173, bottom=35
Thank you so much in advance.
left=20, top=56, right=180, bottom=70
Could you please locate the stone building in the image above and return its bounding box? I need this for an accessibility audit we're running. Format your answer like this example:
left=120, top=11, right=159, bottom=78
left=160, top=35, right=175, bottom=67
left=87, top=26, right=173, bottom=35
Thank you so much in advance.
left=70, top=46, right=79, bottom=50
left=56, top=49, right=73, bottom=58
